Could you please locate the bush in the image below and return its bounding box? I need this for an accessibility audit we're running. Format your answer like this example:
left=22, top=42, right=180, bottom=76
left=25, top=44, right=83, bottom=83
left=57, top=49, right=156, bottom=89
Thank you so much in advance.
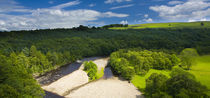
left=145, top=68, right=209, bottom=97
left=121, top=66, right=135, bottom=80
left=179, top=48, right=199, bottom=70
left=145, top=73, right=168, bottom=97
left=83, top=61, right=98, bottom=81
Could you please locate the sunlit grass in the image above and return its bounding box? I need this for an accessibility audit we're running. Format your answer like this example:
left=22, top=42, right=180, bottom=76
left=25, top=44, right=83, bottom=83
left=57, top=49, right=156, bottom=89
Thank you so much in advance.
left=131, top=69, right=171, bottom=92
left=110, top=22, right=210, bottom=30
left=96, top=68, right=104, bottom=79
left=189, top=55, right=210, bottom=95
left=131, top=55, right=210, bottom=95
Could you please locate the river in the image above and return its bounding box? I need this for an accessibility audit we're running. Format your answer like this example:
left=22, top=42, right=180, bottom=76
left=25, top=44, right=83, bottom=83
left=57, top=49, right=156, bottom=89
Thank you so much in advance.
left=36, top=57, right=143, bottom=98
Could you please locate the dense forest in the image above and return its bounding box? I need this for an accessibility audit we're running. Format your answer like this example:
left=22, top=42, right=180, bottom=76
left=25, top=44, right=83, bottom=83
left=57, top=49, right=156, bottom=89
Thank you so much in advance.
left=0, top=25, right=210, bottom=97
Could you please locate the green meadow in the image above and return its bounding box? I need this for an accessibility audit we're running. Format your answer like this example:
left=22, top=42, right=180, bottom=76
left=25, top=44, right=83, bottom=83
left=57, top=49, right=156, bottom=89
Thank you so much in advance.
left=110, top=21, right=210, bottom=29
left=131, top=69, right=171, bottom=91
left=190, top=55, right=210, bottom=95
left=131, top=55, right=210, bottom=94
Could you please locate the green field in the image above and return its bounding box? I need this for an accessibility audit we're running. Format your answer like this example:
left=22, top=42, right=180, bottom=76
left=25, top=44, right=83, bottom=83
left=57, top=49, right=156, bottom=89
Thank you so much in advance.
left=131, top=69, right=171, bottom=91
left=190, top=55, right=210, bottom=90
left=110, top=21, right=210, bottom=29
left=131, top=55, right=210, bottom=94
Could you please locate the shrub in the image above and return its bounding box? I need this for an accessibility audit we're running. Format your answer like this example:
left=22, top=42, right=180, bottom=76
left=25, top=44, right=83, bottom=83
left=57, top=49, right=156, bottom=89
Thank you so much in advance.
left=83, top=61, right=98, bottom=81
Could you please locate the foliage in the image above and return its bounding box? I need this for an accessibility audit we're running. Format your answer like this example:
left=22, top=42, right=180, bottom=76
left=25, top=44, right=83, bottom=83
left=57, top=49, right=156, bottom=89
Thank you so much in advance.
left=0, top=24, right=210, bottom=97
left=0, top=53, right=44, bottom=98
left=131, top=69, right=170, bottom=91
left=102, top=24, right=128, bottom=29
left=145, top=73, right=169, bottom=98
left=83, top=61, right=98, bottom=81
left=145, top=68, right=209, bottom=98
left=179, top=48, right=199, bottom=70
left=96, top=68, right=104, bottom=79
left=110, top=50, right=180, bottom=80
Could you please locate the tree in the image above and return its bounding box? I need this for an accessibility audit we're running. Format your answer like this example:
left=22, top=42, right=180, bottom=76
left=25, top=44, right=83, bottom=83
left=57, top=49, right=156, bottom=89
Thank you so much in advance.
left=121, top=66, right=135, bottom=80
left=179, top=48, right=199, bottom=70
left=166, top=68, right=208, bottom=97
left=83, top=61, right=98, bottom=81
left=201, top=22, right=204, bottom=26
left=30, top=45, right=37, bottom=57
left=145, top=73, right=169, bottom=97
left=0, top=53, right=44, bottom=97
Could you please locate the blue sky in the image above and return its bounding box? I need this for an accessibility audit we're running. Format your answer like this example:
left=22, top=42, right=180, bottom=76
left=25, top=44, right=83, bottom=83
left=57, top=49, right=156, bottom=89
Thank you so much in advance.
left=0, top=0, right=210, bottom=30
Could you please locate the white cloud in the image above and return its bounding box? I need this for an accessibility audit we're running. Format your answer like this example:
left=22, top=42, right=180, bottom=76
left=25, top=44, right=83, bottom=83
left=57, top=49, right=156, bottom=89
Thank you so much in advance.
left=52, top=0, right=81, bottom=9
left=150, top=0, right=210, bottom=21
left=103, top=12, right=129, bottom=17
left=168, top=1, right=184, bottom=5
left=143, top=18, right=153, bottom=22
left=110, top=4, right=134, bottom=10
left=105, top=0, right=132, bottom=4
left=0, top=0, right=129, bottom=31
left=49, top=1, right=54, bottom=4
left=188, top=18, right=207, bottom=22
left=0, top=0, right=30, bottom=13
left=144, top=14, right=148, bottom=18
left=0, top=9, right=129, bottom=31
left=89, top=4, right=96, bottom=7
left=120, top=20, right=128, bottom=24
left=0, top=20, right=5, bottom=25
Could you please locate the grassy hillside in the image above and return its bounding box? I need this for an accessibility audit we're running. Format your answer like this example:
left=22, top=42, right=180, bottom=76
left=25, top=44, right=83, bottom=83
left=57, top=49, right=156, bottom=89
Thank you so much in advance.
left=190, top=55, right=210, bottom=90
left=110, top=21, right=210, bottom=29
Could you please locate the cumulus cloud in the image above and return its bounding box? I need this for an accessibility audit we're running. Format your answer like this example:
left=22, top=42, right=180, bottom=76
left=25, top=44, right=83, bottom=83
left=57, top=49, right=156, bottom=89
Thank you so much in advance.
left=143, top=18, right=153, bottom=22
left=120, top=20, right=128, bottom=24
left=149, top=0, right=210, bottom=21
left=0, top=0, right=130, bottom=31
left=0, top=9, right=128, bottom=31
left=105, top=0, right=132, bottom=4
left=110, top=4, right=134, bottom=10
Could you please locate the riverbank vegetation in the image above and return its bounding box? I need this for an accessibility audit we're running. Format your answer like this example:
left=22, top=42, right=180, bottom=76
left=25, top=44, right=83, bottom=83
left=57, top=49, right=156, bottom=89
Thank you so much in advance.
left=83, top=61, right=105, bottom=81
left=109, top=48, right=210, bottom=97
left=145, top=68, right=208, bottom=97
left=110, top=49, right=180, bottom=80
left=83, top=61, right=98, bottom=81
left=0, top=22, right=210, bottom=97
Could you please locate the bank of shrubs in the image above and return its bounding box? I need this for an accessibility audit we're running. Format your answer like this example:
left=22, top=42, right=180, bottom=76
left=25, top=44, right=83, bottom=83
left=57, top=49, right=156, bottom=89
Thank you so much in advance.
left=110, top=50, right=180, bottom=80
left=110, top=49, right=209, bottom=97
left=83, top=61, right=98, bottom=81
left=0, top=53, right=44, bottom=98
left=145, top=68, right=208, bottom=97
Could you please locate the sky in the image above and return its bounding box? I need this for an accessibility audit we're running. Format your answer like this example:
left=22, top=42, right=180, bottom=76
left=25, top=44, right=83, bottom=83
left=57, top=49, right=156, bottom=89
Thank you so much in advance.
left=0, top=0, right=210, bottom=31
